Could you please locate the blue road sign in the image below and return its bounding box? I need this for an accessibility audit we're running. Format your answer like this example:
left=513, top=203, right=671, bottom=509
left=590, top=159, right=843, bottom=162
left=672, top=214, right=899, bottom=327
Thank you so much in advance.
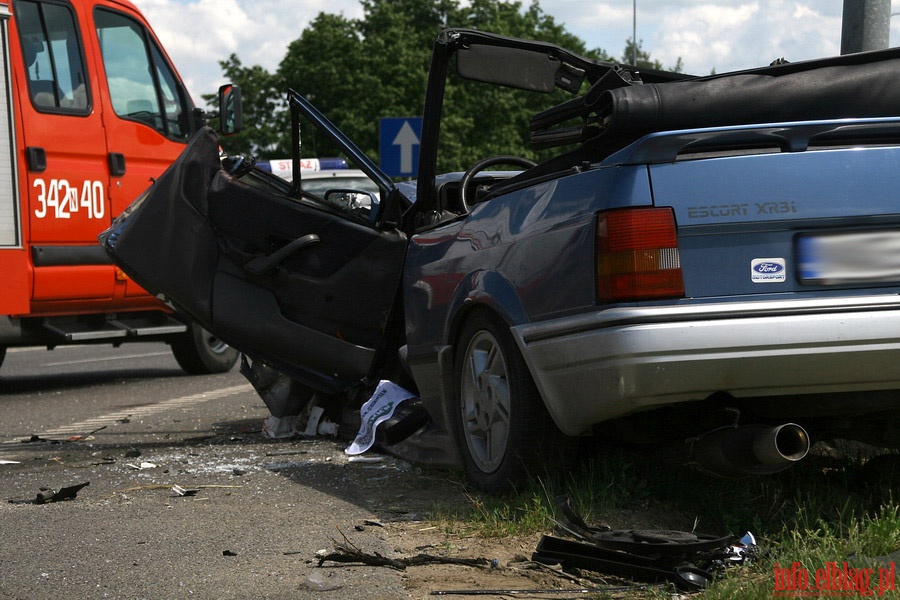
left=379, top=117, right=422, bottom=177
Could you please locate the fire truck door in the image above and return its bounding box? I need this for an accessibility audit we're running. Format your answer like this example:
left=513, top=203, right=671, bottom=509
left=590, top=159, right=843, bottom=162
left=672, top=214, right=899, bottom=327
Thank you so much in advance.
left=91, top=4, right=192, bottom=221
left=13, top=0, right=113, bottom=303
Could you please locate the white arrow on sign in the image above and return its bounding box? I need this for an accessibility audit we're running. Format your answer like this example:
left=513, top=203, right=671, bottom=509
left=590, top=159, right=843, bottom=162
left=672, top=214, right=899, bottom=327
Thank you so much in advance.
left=392, top=121, right=420, bottom=174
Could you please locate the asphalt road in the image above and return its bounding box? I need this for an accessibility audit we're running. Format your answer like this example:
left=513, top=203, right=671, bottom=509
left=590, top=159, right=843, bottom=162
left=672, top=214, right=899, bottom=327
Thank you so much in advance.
left=0, top=342, right=464, bottom=599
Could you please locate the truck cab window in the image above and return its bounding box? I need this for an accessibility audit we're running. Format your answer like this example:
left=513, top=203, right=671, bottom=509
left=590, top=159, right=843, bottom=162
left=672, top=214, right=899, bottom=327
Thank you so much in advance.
left=16, top=0, right=89, bottom=113
left=94, top=8, right=189, bottom=140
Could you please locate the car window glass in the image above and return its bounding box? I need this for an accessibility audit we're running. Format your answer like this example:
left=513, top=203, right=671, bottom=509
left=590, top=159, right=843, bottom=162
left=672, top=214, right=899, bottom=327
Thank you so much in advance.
left=286, top=112, right=381, bottom=223
left=94, top=8, right=189, bottom=139
left=17, top=0, right=90, bottom=113
left=299, top=175, right=379, bottom=197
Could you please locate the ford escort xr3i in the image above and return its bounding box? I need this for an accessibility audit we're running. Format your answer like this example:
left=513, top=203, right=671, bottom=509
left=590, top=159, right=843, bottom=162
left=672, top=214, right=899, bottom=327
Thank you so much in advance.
left=102, top=29, right=900, bottom=491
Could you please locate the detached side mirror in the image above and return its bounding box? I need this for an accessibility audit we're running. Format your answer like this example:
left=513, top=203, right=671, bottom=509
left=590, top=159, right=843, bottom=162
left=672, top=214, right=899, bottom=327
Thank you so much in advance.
left=218, top=84, right=243, bottom=135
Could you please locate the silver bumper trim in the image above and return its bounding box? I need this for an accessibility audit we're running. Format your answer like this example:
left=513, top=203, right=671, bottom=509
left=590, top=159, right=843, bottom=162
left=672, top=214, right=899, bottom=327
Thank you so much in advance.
left=512, top=295, right=900, bottom=435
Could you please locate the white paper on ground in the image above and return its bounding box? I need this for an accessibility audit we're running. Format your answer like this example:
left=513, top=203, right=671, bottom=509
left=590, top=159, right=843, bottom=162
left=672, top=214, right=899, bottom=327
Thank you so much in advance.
left=344, top=380, right=417, bottom=455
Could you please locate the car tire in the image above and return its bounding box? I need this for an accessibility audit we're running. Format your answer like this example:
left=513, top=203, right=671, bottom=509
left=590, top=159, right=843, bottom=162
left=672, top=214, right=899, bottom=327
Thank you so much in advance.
left=451, top=309, right=569, bottom=493
left=171, top=323, right=239, bottom=374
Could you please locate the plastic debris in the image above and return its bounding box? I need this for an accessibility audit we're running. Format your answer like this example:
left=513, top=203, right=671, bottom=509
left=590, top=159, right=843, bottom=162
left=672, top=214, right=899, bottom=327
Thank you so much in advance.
left=304, top=406, right=325, bottom=436
left=0, top=459, right=21, bottom=465
left=722, top=531, right=758, bottom=565
left=303, top=570, right=343, bottom=592
left=33, top=481, right=90, bottom=504
left=317, top=420, right=339, bottom=436
left=535, top=495, right=743, bottom=592
left=126, top=462, right=157, bottom=470
left=345, top=380, right=417, bottom=455
left=347, top=455, right=386, bottom=464
left=532, top=535, right=716, bottom=591
left=171, top=485, right=200, bottom=497
left=261, top=414, right=299, bottom=439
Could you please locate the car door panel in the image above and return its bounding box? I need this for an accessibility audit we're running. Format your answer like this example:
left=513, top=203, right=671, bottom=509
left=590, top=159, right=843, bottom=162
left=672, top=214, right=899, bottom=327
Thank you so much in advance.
left=211, top=270, right=375, bottom=382
left=102, top=126, right=407, bottom=392
left=206, top=169, right=406, bottom=368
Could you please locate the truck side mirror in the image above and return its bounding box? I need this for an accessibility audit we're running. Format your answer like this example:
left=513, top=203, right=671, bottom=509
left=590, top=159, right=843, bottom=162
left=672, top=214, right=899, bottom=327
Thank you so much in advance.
left=218, top=84, right=242, bottom=135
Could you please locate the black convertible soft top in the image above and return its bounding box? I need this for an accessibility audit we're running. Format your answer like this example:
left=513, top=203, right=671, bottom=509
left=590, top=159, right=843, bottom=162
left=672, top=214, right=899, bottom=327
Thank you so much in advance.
left=420, top=29, right=900, bottom=216
left=516, top=48, right=900, bottom=169
left=601, top=48, right=900, bottom=136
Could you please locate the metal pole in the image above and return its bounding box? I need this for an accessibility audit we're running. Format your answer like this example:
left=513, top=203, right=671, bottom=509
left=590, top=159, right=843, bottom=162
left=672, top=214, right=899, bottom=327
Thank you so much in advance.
left=632, top=0, right=637, bottom=64
left=841, top=0, right=890, bottom=54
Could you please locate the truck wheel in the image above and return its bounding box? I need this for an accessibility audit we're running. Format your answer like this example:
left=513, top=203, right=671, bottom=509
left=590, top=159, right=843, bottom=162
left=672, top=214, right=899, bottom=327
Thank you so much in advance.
left=171, top=323, right=239, bottom=374
left=451, top=309, right=569, bottom=493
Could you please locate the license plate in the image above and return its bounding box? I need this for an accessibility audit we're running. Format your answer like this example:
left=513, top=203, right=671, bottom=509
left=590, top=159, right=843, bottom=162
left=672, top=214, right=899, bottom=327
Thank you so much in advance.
left=797, top=230, right=900, bottom=284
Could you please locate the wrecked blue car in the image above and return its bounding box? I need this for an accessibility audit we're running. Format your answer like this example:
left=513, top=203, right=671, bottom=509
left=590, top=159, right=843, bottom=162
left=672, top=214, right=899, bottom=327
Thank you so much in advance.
left=102, top=29, right=900, bottom=491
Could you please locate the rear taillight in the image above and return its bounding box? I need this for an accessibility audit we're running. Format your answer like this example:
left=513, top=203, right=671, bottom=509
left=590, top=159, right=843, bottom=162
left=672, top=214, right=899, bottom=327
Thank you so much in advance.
left=596, top=207, right=684, bottom=302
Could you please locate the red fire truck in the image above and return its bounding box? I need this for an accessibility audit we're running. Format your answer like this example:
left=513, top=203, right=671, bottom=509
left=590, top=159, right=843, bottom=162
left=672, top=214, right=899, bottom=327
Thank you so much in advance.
left=0, top=0, right=239, bottom=373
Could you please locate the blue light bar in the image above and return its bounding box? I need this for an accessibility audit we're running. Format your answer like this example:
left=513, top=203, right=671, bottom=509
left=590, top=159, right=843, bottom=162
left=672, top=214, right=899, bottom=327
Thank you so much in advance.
left=318, top=158, right=349, bottom=170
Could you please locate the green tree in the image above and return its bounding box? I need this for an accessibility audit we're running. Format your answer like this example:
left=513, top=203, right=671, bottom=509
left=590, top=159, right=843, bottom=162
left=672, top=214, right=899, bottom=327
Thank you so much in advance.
left=276, top=12, right=367, bottom=158
left=219, top=0, right=681, bottom=166
left=623, top=38, right=683, bottom=73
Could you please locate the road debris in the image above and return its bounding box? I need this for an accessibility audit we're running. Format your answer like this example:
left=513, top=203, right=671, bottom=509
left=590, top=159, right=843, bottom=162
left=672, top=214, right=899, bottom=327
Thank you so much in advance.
left=316, top=531, right=494, bottom=571
left=20, top=425, right=108, bottom=444
left=430, top=587, right=636, bottom=595
left=533, top=495, right=749, bottom=592
left=49, top=456, right=115, bottom=469
left=345, top=380, right=417, bottom=455
left=20, top=435, right=54, bottom=443
left=114, top=484, right=241, bottom=495
left=303, top=406, right=325, bottom=436
left=171, top=484, right=200, bottom=497
left=63, top=426, right=107, bottom=442
left=347, top=455, right=385, bottom=464
left=126, top=462, right=157, bottom=470
left=32, top=481, right=90, bottom=504
left=302, top=570, right=343, bottom=592
left=264, top=450, right=308, bottom=457
left=262, top=414, right=298, bottom=439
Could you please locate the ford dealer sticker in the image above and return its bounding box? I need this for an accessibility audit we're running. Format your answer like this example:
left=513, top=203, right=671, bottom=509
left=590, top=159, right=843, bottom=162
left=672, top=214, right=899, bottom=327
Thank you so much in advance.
left=751, top=258, right=786, bottom=283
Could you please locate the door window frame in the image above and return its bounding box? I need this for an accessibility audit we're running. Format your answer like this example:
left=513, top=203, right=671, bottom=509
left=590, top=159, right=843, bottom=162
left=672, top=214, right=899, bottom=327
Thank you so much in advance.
left=15, top=0, right=91, bottom=115
left=93, top=6, right=192, bottom=140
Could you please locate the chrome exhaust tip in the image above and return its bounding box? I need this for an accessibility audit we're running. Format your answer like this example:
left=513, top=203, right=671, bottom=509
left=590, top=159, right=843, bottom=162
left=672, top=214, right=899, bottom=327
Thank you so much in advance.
left=687, top=422, right=811, bottom=478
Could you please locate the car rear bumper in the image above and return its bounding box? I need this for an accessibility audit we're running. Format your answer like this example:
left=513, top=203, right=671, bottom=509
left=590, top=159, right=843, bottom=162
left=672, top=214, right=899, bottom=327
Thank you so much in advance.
left=512, top=294, right=900, bottom=435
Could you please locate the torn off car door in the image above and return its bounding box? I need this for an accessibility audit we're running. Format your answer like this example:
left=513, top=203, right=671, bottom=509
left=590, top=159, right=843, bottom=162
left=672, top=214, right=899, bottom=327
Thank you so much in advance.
left=101, top=96, right=408, bottom=394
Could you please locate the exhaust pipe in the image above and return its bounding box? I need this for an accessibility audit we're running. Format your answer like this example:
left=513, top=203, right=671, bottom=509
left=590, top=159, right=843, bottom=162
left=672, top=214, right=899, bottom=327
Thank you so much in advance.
left=686, top=423, right=811, bottom=478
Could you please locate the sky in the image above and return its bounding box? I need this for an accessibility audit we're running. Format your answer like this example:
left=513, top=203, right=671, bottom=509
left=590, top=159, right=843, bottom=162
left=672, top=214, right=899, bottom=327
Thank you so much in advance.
left=132, top=0, right=900, bottom=107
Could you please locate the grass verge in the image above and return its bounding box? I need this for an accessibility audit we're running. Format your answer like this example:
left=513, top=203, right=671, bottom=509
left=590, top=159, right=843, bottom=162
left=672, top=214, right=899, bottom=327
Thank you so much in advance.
left=433, top=441, right=900, bottom=598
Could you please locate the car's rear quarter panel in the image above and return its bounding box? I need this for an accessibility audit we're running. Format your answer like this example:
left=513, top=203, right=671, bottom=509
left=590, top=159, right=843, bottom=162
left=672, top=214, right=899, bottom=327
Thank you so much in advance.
left=403, top=165, right=656, bottom=428
left=405, top=165, right=655, bottom=350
